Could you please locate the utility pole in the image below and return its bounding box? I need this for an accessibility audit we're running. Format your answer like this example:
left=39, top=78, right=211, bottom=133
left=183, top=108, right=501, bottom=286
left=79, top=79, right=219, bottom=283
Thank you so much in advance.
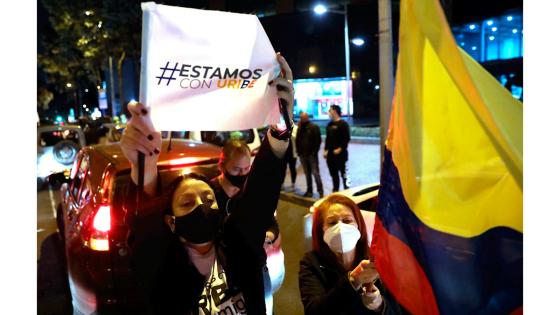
left=108, top=56, right=116, bottom=117
left=343, top=3, right=351, bottom=116
left=378, top=0, right=395, bottom=167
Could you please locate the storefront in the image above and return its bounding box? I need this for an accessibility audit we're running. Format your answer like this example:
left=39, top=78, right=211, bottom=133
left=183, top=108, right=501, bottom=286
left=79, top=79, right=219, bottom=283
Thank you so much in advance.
left=293, top=77, right=353, bottom=119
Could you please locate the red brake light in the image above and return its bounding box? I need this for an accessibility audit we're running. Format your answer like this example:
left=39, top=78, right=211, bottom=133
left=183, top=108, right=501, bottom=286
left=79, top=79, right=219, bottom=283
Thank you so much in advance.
left=93, top=205, right=111, bottom=232
left=89, top=205, right=111, bottom=251
left=159, top=157, right=205, bottom=166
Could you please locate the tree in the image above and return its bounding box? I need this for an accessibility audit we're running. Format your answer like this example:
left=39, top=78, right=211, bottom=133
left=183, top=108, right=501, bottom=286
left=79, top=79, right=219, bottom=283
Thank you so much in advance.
left=39, top=0, right=142, bottom=116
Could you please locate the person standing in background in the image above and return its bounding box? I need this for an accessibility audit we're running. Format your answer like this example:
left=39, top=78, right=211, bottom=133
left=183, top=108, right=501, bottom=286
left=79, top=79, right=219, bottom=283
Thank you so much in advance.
left=283, top=124, right=298, bottom=192
left=324, top=105, right=351, bottom=192
left=296, top=112, right=324, bottom=198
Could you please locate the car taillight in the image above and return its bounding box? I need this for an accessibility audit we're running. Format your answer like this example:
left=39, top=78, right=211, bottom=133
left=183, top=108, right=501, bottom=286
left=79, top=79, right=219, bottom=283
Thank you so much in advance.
left=160, top=157, right=206, bottom=166
left=89, top=205, right=111, bottom=251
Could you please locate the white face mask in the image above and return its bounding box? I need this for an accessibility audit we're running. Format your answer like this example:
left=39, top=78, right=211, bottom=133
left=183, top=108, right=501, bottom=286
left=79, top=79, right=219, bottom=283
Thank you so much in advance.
left=323, top=222, right=361, bottom=254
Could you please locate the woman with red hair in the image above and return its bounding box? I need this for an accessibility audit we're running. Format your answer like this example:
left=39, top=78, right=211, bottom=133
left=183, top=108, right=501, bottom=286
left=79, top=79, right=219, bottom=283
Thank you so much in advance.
left=299, top=194, right=400, bottom=315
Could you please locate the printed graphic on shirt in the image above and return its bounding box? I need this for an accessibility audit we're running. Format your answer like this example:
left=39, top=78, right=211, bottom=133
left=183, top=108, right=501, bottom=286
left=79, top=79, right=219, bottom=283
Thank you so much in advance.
left=198, top=260, right=246, bottom=315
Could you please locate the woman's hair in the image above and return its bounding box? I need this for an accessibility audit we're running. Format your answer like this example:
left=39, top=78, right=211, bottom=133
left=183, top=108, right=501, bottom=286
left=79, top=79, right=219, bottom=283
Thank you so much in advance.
left=219, top=139, right=251, bottom=167
left=311, top=194, right=370, bottom=270
left=163, top=172, right=213, bottom=215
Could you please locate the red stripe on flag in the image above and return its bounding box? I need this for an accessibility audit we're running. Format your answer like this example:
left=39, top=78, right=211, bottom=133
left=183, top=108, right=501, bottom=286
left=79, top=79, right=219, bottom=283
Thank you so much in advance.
left=371, top=217, right=440, bottom=315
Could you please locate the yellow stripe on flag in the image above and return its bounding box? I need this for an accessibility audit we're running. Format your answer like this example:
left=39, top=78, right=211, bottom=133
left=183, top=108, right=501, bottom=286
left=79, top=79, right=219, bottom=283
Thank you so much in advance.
left=387, top=0, right=522, bottom=237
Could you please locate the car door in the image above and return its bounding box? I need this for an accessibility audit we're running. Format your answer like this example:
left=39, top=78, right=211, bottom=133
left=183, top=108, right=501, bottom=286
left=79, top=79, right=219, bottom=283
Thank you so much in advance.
left=64, top=154, right=93, bottom=282
left=64, top=154, right=87, bottom=241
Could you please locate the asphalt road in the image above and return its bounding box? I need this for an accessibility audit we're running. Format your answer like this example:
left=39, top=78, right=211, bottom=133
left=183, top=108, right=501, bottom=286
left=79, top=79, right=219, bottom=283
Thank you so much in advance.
left=282, top=142, right=381, bottom=197
left=37, top=184, right=310, bottom=315
left=37, top=185, right=73, bottom=315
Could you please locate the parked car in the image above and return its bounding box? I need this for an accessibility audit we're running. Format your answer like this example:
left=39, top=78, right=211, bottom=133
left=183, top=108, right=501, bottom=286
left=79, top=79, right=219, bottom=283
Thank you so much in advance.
left=303, top=183, right=380, bottom=251
left=101, top=123, right=126, bottom=143
left=57, top=139, right=282, bottom=314
left=77, top=117, right=112, bottom=145
left=37, top=125, right=86, bottom=188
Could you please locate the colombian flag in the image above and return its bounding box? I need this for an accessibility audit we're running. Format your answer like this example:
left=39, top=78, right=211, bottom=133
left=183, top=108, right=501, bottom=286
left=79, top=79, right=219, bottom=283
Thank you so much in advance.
left=371, top=0, right=522, bottom=314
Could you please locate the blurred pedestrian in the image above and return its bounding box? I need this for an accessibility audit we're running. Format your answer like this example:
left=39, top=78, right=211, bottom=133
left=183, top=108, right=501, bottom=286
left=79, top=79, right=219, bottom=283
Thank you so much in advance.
left=323, top=105, right=351, bottom=192
left=282, top=124, right=298, bottom=192
left=296, top=112, right=324, bottom=198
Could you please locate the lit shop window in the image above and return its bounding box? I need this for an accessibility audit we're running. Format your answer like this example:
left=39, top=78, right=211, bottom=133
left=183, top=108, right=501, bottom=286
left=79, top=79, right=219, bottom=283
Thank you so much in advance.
left=452, top=11, right=522, bottom=62
left=292, top=77, right=353, bottom=119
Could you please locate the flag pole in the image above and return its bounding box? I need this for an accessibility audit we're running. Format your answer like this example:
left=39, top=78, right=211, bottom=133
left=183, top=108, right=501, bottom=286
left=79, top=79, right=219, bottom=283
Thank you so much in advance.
left=378, top=0, right=395, bottom=169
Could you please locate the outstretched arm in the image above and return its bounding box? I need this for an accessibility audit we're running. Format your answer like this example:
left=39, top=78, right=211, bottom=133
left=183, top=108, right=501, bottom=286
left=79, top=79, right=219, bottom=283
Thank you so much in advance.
left=225, top=53, right=294, bottom=251
left=120, top=102, right=162, bottom=196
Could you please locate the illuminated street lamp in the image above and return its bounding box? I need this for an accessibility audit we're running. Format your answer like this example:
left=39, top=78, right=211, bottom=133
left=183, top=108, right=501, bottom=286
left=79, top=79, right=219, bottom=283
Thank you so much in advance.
left=351, top=37, right=365, bottom=46
left=66, top=82, right=72, bottom=88
left=308, top=65, right=317, bottom=74
left=312, top=3, right=351, bottom=112
left=313, top=4, right=327, bottom=15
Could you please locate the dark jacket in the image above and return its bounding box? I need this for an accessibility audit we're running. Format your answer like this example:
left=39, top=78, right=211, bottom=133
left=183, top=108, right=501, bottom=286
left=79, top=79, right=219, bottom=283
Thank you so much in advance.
left=209, top=176, right=280, bottom=247
left=325, top=120, right=351, bottom=160
left=125, top=135, right=286, bottom=315
left=299, top=251, right=404, bottom=315
left=296, top=121, right=322, bottom=157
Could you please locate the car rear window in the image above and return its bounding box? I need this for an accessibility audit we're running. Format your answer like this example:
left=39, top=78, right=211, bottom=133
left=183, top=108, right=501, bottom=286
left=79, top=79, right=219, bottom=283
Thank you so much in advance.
left=160, top=131, right=191, bottom=139
left=39, top=130, right=81, bottom=147
left=201, top=130, right=254, bottom=147
left=111, top=164, right=220, bottom=223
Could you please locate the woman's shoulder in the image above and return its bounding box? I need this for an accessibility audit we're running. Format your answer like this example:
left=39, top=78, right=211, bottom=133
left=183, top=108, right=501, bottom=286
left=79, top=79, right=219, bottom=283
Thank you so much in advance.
left=301, top=251, right=322, bottom=268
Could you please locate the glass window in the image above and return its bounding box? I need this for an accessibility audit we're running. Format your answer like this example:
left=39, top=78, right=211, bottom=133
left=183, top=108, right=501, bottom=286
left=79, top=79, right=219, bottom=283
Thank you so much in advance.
left=452, top=10, right=522, bottom=62
left=201, top=130, right=255, bottom=147
left=293, top=78, right=352, bottom=119
left=39, top=129, right=82, bottom=147
left=159, top=131, right=191, bottom=139
left=79, top=179, right=92, bottom=207
left=71, top=155, right=89, bottom=201
left=171, top=131, right=190, bottom=139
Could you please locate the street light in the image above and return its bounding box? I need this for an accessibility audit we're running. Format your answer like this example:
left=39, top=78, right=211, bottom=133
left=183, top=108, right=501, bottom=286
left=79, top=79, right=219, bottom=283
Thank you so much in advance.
left=351, top=37, right=365, bottom=46
left=312, top=3, right=351, bottom=115
left=313, top=4, right=328, bottom=15
left=308, top=65, right=317, bottom=74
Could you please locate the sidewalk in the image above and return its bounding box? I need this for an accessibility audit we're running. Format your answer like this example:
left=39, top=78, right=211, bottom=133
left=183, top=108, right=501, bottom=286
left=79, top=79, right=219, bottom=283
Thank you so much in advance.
left=280, top=141, right=381, bottom=207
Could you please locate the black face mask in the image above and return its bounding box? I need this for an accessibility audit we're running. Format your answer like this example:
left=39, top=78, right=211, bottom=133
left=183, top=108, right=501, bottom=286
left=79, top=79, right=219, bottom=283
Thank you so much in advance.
left=224, top=171, right=247, bottom=188
left=173, top=203, right=224, bottom=244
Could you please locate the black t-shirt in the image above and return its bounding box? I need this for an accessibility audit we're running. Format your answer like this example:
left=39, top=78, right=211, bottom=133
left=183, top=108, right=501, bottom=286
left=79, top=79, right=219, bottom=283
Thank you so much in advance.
left=209, top=176, right=280, bottom=244
left=325, top=119, right=351, bottom=157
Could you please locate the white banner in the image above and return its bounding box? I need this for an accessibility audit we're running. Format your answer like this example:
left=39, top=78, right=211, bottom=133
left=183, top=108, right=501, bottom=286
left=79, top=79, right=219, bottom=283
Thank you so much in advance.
left=140, top=2, right=281, bottom=131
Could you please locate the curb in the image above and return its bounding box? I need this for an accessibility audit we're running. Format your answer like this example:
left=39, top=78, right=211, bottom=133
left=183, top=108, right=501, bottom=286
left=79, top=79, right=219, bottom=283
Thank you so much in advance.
left=350, top=137, right=380, bottom=145
left=319, top=135, right=380, bottom=145
left=279, top=191, right=316, bottom=208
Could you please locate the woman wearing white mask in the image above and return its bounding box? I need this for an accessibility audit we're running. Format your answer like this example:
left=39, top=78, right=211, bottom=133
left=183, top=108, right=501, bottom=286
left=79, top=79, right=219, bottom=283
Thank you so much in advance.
left=298, top=195, right=401, bottom=315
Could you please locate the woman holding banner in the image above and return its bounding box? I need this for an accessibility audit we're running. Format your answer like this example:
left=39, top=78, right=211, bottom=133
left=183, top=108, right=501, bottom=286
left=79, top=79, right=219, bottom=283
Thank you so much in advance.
left=120, top=54, right=293, bottom=315
left=299, top=194, right=402, bottom=315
